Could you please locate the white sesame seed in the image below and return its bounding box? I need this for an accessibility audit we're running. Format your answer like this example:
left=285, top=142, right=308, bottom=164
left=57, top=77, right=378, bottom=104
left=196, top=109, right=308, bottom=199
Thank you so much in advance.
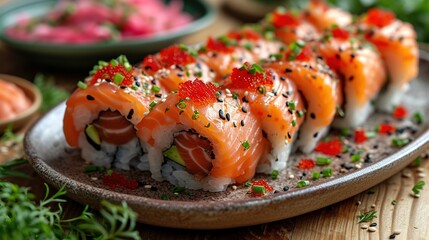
left=416, top=167, right=425, bottom=173
left=244, top=91, right=249, bottom=96
left=418, top=172, right=426, bottom=178
left=226, top=93, right=233, bottom=97
left=144, top=185, right=152, bottom=189
left=355, top=163, right=362, bottom=169
left=288, top=174, right=295, bottom=179
left=368, top=227, right=377, bottom=232
left=225, top=88, right=231, bottom=94
left=371, top=204, right=376, bottom=208
left=91, top=177, right=98, bottom=181
left=144, top=112, right=149, bottom=116
left=232, top=185, right=237, bottom=190
left=361, top=224, right=368, bottom=229
left=402, top=169, right=412, bottom=178
left=357, top=201, right=362, bottom=205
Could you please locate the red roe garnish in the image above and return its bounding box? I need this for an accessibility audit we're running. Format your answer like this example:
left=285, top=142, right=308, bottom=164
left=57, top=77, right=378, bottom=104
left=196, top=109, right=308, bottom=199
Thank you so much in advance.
left=331, top=27, right=350, bottom=40
left=229, top=63, right=273, bottom=90
left=354, top=129, right=368, bottom=144
left=366, top=8, right=395, bottom=28
left=227, top=29, right=260, bottom=41
left=295, top=46, right=313, bottom=61
left=142, top=55, right=161, bottom=73
left=315, top=138, right=343, bottom=156
left=206, top=37, right=235, bottom=53
left=142, top=45, right=196, bottom=73
left=392, top=105, right=407, bottom=119
left=250, top=179, right=273, bottom=197
left=178, top=79, right=219, bottom=105
left=297, top=159, right=316, bottom=169
left=325, top=54, right=342, bottom=71
left=102, top=172, right=138, bottom=190
left=90, top=62, right=134, bottom=86
left=378, top=123, right=396, bottom=134
left=271, top=10, right=300, bottom=28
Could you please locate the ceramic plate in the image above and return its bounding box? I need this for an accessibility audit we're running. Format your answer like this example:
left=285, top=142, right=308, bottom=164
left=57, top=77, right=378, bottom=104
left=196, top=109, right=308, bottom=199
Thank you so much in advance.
left=0, top=0, right=214, bottom=69
left=25, top=54, right=429, bottom=230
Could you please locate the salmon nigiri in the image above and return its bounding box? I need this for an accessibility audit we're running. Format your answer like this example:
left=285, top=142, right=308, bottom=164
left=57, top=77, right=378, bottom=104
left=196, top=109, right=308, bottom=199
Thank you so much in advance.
left=267, top=41, right=342, bottom=153
left=137, top=79, right=269, bottom=191
left=226, top=62, right=305, bottom=173
left=359, top=8, right=419, bottom=111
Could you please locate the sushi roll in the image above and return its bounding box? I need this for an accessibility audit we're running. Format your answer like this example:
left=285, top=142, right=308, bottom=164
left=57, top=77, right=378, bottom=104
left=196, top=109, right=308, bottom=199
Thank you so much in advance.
left=63, top=56, right=159, bottom=170
left=266, top=41, right=343, bottom=153
left=359, top=8, right=419, bottom=112
left=140, top=44, right=214, bottom=92
left=316, top=26, right=387, bottom=127
left=305, top=0, right=352, bottom=31
left=226, top=62, right=305, bottom=174
left=137, top=80, right=269, bottom=191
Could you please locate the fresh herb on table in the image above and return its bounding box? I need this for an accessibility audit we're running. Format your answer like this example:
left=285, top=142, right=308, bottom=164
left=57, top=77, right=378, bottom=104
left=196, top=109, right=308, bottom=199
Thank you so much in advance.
left=357, top=210, right=377, bottom=223
left=0, top=160, right=140, bottom=239
left=0, top=124, right=23, bottom=142
left=34, top=74, right=70, bottom=112
left=412, top=180, right=425, bottom=195
left=0, top=158, right=29, bottom=179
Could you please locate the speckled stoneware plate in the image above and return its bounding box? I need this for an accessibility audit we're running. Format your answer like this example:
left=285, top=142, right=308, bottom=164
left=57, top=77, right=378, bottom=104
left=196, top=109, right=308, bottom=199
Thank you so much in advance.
left=25, top=54, right=429, bottom=230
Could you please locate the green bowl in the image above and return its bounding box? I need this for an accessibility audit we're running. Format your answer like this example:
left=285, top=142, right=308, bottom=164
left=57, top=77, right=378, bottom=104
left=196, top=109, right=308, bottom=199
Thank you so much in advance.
left=0, top=0, right=215, bottom=69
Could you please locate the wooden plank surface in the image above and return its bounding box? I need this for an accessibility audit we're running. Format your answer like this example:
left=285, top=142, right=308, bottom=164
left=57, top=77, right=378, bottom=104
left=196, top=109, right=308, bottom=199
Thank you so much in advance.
left=1, top=0, right=429, bottom=239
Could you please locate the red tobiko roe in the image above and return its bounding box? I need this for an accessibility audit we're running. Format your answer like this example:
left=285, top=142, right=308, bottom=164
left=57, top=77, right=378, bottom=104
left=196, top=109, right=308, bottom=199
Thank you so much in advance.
left=392, top=105, right=407, bottom=119
left=325, top=54, right=342, bottom=71
left=227, top=29, right=260, bottom=41
left=90, top=63, right=134, bottom=86
left=332, top=27, right=350, bottom=40
left=229, top=63, right=273, bottom=90
left=272, top=11, right=300, bottom=28
left=354, top=129, right=367, bottom=144
left=295, top=46, right=313, bottom=61
left=206, top=37, right=235, bottom=53
left=378, top=123, right=396, bottom=134
left=315, top=138, right=343, bottom=156
left=250, top=179, right=273, bottom=197
left=297, top=159, right=316, bottom=169
left=366, top=8, right=395, bottom=28
left=102, top=172, right=138, bottom=190
left=178, top=79, right=219, bottom=105
left=142, top=45, right=195, bottom=73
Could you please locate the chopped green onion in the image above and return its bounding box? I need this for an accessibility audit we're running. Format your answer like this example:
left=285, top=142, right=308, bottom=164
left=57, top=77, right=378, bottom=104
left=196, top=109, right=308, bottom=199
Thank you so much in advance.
left=192, top=110, right=200, bottom=120
left=77, top=81, right=87, bottom=89
left=232, top=93, right=239, bottom=99
left=269, top=53, right=283, bottom=61
left=176, top=99, right=187, bottom=109
left=84, top=165, right=105, bottom=173
left=252, top=185, right=266, bottom=194
left=243, top=43, right=253, bottom=51
left=412, top=112, right=423, bottom=124
left=340, top=128, right=351, bottom=136
left=316, top=157, right=332, bottom=165
left=391, top=137, right=410, bottom=148
left=312, top=171, right=320, bottom=180
left=244, top=181, right=252, bottom=187
left=288, top=101, right=296, bottom=111
left=365, top=131, right=377, bottom=139
left=271, top=170, right=279, bottom=180
left=114, top=73, right=124, bottom=85
left=291, top=120, right=297, bottom=127
left=412, top=180, right=425, bottom=195
left=131, top=84, right=138, bottom=90
left=110, top=59, right=119, bottom=67
left=351, top=152, right=361, bottom=162
left=151, top=85, right=161, bottom=93
left=241, top=140, right=250, bottom=151
left=413, top=157, right=422, bottom=167
left=160, top=194, right=170, bottom=200
left=297, top=180, right=310, bottom=188
left=179, top=43, right=189, bottom=51
left=258, top=86, right=266, bottom=95
left=149, top=101, right=157, bottom=111
left=297, top=110, right=304, bottom=118
left=321, top=167, right=333, bottom=177
left=172, top=186, right=186, bottom=194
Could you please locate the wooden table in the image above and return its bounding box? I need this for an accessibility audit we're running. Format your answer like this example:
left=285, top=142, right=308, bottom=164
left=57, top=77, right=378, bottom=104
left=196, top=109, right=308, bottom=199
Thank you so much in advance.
left=1, top=0, right=429, bottom=239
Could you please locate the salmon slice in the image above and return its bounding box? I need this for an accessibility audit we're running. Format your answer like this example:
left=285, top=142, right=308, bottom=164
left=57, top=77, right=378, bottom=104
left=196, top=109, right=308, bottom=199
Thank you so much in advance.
left=0, top=79, right=31, bottom=120
left=226, top=62, right=305, bottom=173
left=266, top=43, right=342, bottom=152
left=267, top=8, right=320, bottom=44
left=140, top=45, right=213, bottom=92
left=64, top=80, right=154, bottom=147
left=138, top=79, right=268, bottom=184
left=305, top=0, right=352, bottom=31
left=93, top=110, right=136, bottom=145
left=359, top=8, right=418, bottom=111
left=174, top=132, right=213, bottom=176
left=316, top=26, right=386, bottom=127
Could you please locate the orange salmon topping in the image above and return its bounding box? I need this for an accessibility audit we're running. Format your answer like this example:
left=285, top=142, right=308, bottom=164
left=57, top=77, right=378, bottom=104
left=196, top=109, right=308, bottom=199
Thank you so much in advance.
left=178, top=79, right=219, bottom=105
left=271, top=10, right=301, bottom=28
left=206, top=37, right=235, bottom=53
left=366, top=8, right=395, bottom=28
left=229, top=63, right=273, bottom=90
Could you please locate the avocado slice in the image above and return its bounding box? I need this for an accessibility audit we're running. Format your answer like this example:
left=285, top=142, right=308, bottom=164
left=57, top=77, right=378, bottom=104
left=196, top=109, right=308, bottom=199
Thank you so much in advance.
left=163, top=145, right=186, bottom=167
left=85, top=124, right=101, bottom=150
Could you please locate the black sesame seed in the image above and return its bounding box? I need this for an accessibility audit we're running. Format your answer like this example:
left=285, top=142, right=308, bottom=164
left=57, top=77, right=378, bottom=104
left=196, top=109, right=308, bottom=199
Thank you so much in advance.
left=389, top=234, right=396, bottom=239
left=364, top=153, right=372, bottom=163
left=155, top=93, right=162, bottom=98
left=217, top=98, right=224, bottom=103
left=373, top=144, right=379, bottom=149
left=288, top=109, right=293, bottom=115
left=241, top=106, right=248, bottom=113
left=335, top=54, right=341, bottom=60
left=267, top=114, right=272, bottom=118
left=177, top=73, right=184, bottom=77
left=348, top=76, right=354, bottom=81
left=176, top=64, right=185, bottom=71
left=120, top=86, right=127, bottom=89
left=280, top=76, right=286, bottom=81
left=341, top=163, right=354, bottom=170
left=370, top=223, right=377, bottom=227
left=219, top=109, right=226, bottom=120
left=86, top=95, right=95, bottom=101
left=242, top=96, right=249, bottom=103
left=262, top=130, right=267, bottom=138
left=127, top=109, right=134, bottom=120
left=282, top=93, right=289, bottom=98
left=283, top=186, right=289, bottom=191
left=285, top=68, right=293, bottom=73
left=287, top=132, right=292, bottom=139
left=274, top=190, right=279, bottom=193
left=313, top=132, right=319, bottom=138
left=226, top=113, right=231, bottom=121
left=241, top=120, right=245, bottom=126
left=106, top=79, right=112, bottom=83
left=310, top=113, right=316, bottom=119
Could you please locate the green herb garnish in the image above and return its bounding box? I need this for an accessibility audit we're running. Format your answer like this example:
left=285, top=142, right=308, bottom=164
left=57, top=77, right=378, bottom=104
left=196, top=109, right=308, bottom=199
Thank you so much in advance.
left=151, top=85, right=161, bottom=93
left=241, top=140, right=250, bottom=151
left=0, top=124, right=22, bottom=142
left=391, top=137, right=410, bottom=148
left=321, top=167, right=333, bottom=178
left=316, top=157, right=332, bottom=166
left=297, top=180, right=310, bottom=188
left=391, top=200, right=397, bottom=205
left=357, top=210, right=377, bottom=223
left=35, top=74, right=70, bottom=112
left=252, top=185, right=266, bottom=194
left=312, top=171, right=320, bottom=180
left=412, top=180, right=425, bottom=195
left=351, top=152, right=362, bottom=162
left=0, top=159, right=29, bottom=178
left=271, top=170, right=279, bottom=180
left=412, top=112, right=424, bottom=124
left=176, top=99, right=187, bottom=109
left=192, top=110, right=200, bottom=120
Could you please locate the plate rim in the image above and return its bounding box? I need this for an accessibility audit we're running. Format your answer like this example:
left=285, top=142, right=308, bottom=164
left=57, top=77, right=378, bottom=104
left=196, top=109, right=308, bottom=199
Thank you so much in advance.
left=24, top=55, right=429, bottom=229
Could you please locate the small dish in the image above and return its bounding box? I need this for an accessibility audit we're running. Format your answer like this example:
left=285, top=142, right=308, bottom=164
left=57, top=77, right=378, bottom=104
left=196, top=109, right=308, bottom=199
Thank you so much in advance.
left=0, top=0, right=215, bottom=69
left=0, top=74, right=42, bottom=133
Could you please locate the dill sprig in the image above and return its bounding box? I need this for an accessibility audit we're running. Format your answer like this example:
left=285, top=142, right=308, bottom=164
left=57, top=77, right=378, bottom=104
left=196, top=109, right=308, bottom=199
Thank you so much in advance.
left=412, top=181, right=425, bottom=195
left=34, top=74, right=70, bottom=112
left=357, top=210, right=377, bottom=223
left=0, top=158, right=29, bottom=179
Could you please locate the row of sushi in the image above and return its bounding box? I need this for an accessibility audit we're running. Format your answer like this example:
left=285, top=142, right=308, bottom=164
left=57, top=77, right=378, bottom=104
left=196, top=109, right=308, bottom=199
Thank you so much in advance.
left=63, top=1, right=418, bottom=192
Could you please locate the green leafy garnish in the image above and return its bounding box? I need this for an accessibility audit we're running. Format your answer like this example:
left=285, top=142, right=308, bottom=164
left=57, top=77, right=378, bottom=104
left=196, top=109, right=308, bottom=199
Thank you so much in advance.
left=0, top=159, right=29, bottom=178
left=241, top=140, right=250, bottom=151
left=357, top=210, right=377, bottom=223
left=0, top=124, right=23, bottom=142
left=34, top=74, right=70, bottom=112
left=271, top=170, right=279, bottom=180
left=412, top=112, right=424, bottom=124
left=297, top=180, right=310, bottom=188
left=412, top=180, right=425, bottom=195
left=391, top=137, right=410, bottom=148
left=316, top=157, right=332, bottom=166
